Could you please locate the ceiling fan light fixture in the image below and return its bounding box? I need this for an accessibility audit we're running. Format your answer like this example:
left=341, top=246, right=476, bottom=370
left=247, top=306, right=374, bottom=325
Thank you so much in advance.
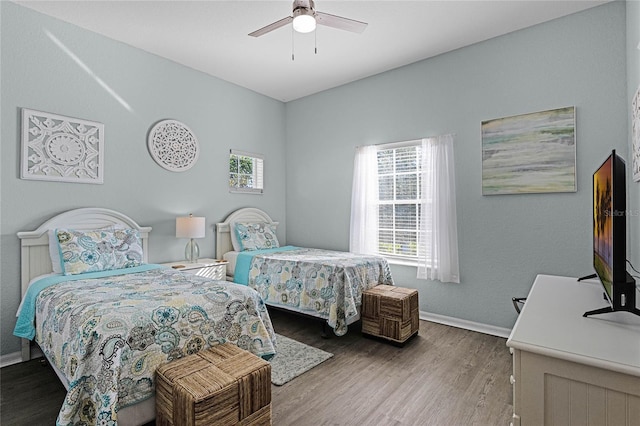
left=249, top=0, right=367, bottom=38
left=292, top=9, right=316, bottom=33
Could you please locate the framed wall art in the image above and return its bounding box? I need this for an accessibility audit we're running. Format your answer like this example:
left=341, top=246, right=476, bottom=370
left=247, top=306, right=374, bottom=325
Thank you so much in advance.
left=482, top=106, right=576, bottom=195
left=21, top=108, right=104, bottom=184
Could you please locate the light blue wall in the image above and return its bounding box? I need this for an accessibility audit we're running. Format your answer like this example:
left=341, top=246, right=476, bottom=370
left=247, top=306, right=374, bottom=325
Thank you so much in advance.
left=1, top=1, right=634, bottom=357
left=285, top=1, right=629, bottom=330
left=0, top=2, right=287, bottom=355
left=628, top=0, right=640, bottom=269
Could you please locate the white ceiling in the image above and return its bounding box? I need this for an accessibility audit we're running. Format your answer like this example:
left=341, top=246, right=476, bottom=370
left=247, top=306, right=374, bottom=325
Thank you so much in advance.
left=15, top=0, right=611, bottom=102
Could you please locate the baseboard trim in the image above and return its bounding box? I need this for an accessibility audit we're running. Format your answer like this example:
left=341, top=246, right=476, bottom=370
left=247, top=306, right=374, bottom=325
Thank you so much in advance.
left=0, top=352, right=22, bottom=368
left=0, top=347, right=43, bottom=368
left=419, top=310, right=512, bottom=338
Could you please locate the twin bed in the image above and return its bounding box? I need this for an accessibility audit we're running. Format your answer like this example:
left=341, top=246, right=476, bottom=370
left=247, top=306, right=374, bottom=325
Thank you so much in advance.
left=15, top=207, right=393, bottom=425
left=216, top=207, right=393, bottom=336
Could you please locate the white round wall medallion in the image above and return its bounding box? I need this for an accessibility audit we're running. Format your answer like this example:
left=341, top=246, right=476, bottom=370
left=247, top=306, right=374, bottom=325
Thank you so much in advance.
left=147, top=119, right=199, bottom=172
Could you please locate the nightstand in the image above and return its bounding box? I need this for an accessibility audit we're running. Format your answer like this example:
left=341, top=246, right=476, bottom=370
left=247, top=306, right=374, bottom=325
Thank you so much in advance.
left=161, top=258, right=228, bottom=280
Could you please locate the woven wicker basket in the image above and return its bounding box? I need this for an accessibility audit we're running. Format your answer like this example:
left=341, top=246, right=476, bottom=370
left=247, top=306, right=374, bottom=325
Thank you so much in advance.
left=362, top=285, right=419, bottom=344
left=156, top=343, right=271, bottom=426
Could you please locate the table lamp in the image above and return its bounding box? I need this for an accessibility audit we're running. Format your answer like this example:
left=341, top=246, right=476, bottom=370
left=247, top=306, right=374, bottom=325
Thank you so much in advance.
left=176, top=214, right=205, bottom=263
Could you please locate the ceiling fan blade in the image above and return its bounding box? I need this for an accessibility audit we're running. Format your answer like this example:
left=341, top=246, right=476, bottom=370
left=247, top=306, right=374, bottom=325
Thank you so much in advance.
left=316, top=12, right=367, bottom=33
left=249, top=16, right=293, bottom=37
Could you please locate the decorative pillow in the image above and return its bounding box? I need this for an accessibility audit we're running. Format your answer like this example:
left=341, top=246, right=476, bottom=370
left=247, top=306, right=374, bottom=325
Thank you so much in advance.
left=234, top=222, right=279, bottom=251
left=55, top=227, right=144, bottom=275
left=49, top=225, right=122, bottom=274
left=111, top=227, right=144, bottom=268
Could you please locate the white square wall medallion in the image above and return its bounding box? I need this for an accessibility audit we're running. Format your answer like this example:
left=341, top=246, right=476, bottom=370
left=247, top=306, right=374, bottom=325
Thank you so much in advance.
left=21, top=108, right=104, bottom=184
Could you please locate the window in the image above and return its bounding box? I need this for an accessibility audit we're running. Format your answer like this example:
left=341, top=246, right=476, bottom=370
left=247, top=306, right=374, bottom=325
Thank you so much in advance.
left=229, top=150, right=263, bottom=194
left=351, top=135, right=459, bottom=282
left=376, top=142, right=424, bottom=261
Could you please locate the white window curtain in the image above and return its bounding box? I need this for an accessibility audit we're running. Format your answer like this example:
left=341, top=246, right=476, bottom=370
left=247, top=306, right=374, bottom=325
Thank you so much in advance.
left=417, top=134, right=460, bottom=283
left=349, top=145, right=379, bottom=254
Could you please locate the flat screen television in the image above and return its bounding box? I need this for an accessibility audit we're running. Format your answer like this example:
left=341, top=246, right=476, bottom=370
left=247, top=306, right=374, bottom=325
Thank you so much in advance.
left=582, top=150, right=639, bottom=317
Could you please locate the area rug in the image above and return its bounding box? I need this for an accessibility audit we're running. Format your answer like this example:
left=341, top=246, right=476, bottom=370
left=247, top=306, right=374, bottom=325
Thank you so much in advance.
left=269, top=334, right=333, bottom=386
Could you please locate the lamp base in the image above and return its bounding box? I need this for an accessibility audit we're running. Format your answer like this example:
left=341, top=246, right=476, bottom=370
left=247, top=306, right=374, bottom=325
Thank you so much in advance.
left=185, top=239, right=200, bottom=263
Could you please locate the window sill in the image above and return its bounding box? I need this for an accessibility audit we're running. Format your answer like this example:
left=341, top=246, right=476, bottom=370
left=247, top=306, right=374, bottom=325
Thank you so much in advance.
left=384, top=257, right=418, bottom=268
left=229, top=188, right=263, bottom=194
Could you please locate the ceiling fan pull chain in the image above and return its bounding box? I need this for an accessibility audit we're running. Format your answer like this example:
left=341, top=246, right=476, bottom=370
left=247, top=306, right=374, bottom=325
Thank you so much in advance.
left=315, top=28, right=317, bottom=54
left=291, top=25, right=295, bottom=61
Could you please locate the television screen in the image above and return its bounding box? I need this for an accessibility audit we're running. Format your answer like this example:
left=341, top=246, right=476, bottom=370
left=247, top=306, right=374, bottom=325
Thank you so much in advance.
left=593, top=154, right=614, bottom=304
left=587, top=150, right=639, bottom=318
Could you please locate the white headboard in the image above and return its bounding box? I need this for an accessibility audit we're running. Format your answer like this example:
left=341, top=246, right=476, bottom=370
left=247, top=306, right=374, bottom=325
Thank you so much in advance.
left=215, top=207, right=278, bottom=257
left=16, top=207, right=151, bottom=361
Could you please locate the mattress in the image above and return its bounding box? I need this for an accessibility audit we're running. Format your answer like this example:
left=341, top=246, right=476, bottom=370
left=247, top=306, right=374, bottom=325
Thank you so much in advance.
left=223, top=250, right=239, bottom=277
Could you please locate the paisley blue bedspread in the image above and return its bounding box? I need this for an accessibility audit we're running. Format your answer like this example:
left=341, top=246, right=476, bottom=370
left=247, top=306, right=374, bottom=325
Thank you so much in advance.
left=242, top=248, right=393, bottom=336
left=28, top=267, right=276, bottom=425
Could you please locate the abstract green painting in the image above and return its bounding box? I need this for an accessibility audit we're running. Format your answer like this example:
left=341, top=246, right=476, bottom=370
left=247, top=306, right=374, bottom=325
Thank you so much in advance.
left=482, top=106, right=576, bottom=195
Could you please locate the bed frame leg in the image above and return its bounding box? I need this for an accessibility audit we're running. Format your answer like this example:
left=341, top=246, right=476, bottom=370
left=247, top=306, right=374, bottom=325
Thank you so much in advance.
left=321, top=322, right=329, bottom=339
left=21, top=338, right=31, bottom=362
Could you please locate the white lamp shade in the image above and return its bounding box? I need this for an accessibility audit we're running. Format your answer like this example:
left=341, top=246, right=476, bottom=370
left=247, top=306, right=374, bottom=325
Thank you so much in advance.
left=176, top=215, right=205, bottom=238
left=293, top=13, right=316, bottom=33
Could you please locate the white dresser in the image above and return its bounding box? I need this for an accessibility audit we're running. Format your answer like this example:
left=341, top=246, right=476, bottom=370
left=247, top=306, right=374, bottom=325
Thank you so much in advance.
left=507, top=274, right=640, bottom=426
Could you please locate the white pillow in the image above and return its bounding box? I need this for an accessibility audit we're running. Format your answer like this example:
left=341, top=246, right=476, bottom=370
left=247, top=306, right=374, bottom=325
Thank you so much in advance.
left=229, top=221, right=242, bottom=252
left=48, top=229, right=63, bottom=274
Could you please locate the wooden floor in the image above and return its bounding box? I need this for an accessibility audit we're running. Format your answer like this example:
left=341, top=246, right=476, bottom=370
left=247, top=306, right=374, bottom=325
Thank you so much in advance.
left=1, top=309, right=513, bottom=425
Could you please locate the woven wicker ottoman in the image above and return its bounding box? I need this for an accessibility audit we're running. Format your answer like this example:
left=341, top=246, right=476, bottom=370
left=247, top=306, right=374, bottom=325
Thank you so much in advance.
left=155, top=343, right=272, bottom=426
left=362, top=285, right=419, bottom=344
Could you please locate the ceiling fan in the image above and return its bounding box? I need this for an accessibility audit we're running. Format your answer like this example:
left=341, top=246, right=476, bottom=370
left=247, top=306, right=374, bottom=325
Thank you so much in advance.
left=249, top=0, right=368, bottom=37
